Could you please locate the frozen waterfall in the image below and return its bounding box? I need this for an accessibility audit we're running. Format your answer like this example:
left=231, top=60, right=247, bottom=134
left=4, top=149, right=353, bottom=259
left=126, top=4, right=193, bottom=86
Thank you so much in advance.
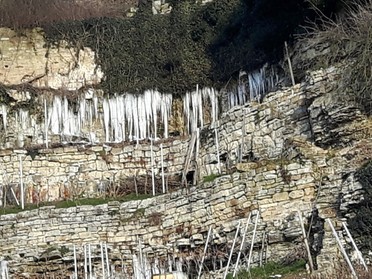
left=0, top=63, right=279, bottom=146
left=228, top=64, right=279, bottom=108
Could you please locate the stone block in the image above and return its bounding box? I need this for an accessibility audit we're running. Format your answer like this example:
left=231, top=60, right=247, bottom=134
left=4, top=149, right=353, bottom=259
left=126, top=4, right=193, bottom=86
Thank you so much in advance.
left=272, top=192, right=289, bottom=202
left=289, top=190, right=304, bottom=199
left=236, top=162, right=259, bottom=172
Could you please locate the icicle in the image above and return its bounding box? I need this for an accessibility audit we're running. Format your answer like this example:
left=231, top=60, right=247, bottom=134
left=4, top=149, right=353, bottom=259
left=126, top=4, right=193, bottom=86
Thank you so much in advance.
left=44, top=99, right=48, bottom=148
left=191, top=91, right=198, bottom=132
left=116, top=95, right=125, bottom=142
left=50, top=95, right=62, bottom=134
left=19, top=109, right=29, bottom=130
left=103, top=97, right=110, bottom=142
left=151, top=90, right=160, bottom=140
left=62, top=96, right=69, bottom=135
left=204, top=88, right=218, bottom=124
left=143, top=91, right=152, bottom=139
left=137, top=93, right=146, bottom=140
left=1, top=104, right=7, bottom=133
left=124, top=94, right=133, bottom=141
left=133, top=95, right=140, bottom=142
left=183, top=92, right=190, bottom=134
left=161, top=93, right=172, bottom=138
left=93, top=95, right=98, bottom=120
left=109, top=98, right=117, bottom=142
left=196, top=85, right=203, bottom=129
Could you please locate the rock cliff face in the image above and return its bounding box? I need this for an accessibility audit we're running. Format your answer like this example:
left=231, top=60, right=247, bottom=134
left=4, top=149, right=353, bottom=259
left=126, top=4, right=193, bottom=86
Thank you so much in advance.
left=0, top=28, right=102, bottom=90
left=0, top=27, right=371, bottom=278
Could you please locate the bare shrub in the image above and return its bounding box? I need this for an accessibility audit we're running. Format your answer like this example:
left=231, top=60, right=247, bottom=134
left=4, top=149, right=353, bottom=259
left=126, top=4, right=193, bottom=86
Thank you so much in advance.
left=299, top=0, right=372, bottom=115
left=0, top=0, right=139, bottom=29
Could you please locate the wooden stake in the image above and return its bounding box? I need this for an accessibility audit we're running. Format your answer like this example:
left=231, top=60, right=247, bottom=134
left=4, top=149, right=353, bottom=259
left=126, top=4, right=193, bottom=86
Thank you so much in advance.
left=284, top=41, right=295, bottom=87
left=214, top=126, right=221, bottom=174
left=100, top=243, right=105, bottom=279
left=197, top=226, right=212, bottom=279
left=84, top=245, right=88, bottom=279
left=194, top=128, right=200, bottom=186
left=18, top=154, right=24, bottom=210
left=182, top=131, right=197, bottom=187
left=233, top=213, right=252, bottom=277
left=105, top=242, right=110, bottom=279
left=160, top=144, right=165, bottom=194
left=73, top=244, right=78, bottom=279
left=240, top=108, right=246, bottom=163
left=259, top=231, right=266, bottom=267
left=342, top=222, right=368, bottom=271
left=327, top=219, right=358, bottom=278
left=298, top=211, right=314, bottom=273
left=88, top=244, right=92, bottom=279
left=223, top=221, right=241, bottom=279
left=151, top=137, right=155, bottom=196
left=247, top=211, right=260, bottom=270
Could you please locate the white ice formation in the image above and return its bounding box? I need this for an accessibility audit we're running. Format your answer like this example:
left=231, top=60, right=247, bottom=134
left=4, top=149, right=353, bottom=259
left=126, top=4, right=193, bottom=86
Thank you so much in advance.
left=0, top=64, right=279, bottom=145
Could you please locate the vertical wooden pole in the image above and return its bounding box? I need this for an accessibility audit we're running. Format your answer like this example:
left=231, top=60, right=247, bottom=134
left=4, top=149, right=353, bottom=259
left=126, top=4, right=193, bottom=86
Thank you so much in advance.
left=151, top=137, right=155, bottom=196
left=214, top=126, right=221, bottom=174
left=19, top=154, right=24, bottom=210
left=342, top=222, right=368, bottom=271
left=284, top=41, right=295, bottom=87
left=100, top=243, right=106, bottom=279
left=240, top=109, right=246, bottom=163
left=259, top=231, right=266, bottom=267
left=298, top=211, right=314, bottom=273
left=197, top=226, right=212, bottom=279
left=223, top=221, right=241, bottom=279
left=327, top=219, right=357, bottom=278
left=233, top=213, right=252, bottom=277
left=247, top=211, right=260, bottom=270
left=160, top=144, right=165, bottom=194
left=73, top=244, right=78, bottom=279
left=84, top=245, right=88, bottom=279
left=194, top=128, right=200, bottom=186
left=105, top=242, right=110, bottom=279
left=88, top=244, right=92, bottom=279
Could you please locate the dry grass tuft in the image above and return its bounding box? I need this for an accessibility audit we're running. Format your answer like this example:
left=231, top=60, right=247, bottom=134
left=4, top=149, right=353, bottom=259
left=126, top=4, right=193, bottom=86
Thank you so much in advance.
left=298, top=1, right=372, bottom=115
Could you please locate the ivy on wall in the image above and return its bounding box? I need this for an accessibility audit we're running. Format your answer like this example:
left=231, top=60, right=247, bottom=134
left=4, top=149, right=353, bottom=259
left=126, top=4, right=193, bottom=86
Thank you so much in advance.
left=40, top=0, right=352, bottom=95
left=41, top=0, right=316, bottom=94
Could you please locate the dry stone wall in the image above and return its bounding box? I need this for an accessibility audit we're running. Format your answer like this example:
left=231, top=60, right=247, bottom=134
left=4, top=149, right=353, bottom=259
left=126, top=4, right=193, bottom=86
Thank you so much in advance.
left=0, top=160, right=318, bottom=277
left=0, top=67, right=338, bottom=203
left=0, top=65, right=371, bottom=277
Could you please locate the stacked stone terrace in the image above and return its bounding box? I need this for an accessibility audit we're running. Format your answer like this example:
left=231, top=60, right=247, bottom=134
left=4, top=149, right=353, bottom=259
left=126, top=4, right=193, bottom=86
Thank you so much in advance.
left=0, top=64, right=370, bottom=277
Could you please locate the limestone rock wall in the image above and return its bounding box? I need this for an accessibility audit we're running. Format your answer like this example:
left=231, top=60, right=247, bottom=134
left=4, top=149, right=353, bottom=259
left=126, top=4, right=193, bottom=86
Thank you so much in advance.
left=0, top=28, right=103, bottom=90
left=0, top=159, right=318, bottom=277
left=0, top=65, right=371, bottom=277
left=0, top=67, right=338, bottom=203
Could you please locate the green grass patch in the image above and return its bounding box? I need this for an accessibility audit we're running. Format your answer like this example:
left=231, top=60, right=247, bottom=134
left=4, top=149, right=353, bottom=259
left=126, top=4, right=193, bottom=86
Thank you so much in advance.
left=227, top=260, right=306, bottom=279
left=0, top=193, right=152, bottom=215
left=203, top=173, right=222, bottom=182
